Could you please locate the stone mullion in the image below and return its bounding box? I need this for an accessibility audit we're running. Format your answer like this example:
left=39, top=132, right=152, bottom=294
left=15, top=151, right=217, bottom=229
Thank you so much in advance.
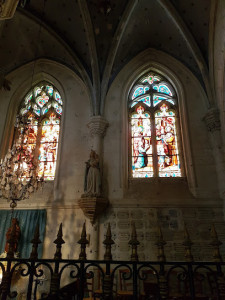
left=151, top=91, right=158, bottom=177
left=33, top=120, right=42, bottom=171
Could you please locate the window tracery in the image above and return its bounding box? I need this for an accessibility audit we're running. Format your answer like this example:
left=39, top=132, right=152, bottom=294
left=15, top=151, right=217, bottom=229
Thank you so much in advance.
left=129, top=72, right=181, bottom=178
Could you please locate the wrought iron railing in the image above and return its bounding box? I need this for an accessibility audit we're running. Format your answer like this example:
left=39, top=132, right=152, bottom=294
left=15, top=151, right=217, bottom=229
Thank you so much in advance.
left=0, top=222, right=225, bottom=299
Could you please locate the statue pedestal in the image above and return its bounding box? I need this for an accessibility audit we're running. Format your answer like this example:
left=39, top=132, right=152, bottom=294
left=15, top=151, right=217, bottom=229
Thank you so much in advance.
left=78, top=196, right=108, bottom=224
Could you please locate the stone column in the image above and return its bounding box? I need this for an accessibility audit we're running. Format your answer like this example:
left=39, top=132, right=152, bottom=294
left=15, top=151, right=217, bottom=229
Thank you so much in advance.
left=79, top=116, right=109, bottom=260
left=204, top=108, right=225, bottom=199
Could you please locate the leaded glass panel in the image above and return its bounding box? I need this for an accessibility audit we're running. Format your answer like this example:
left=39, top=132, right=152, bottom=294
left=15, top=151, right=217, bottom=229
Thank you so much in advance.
left=129, top=71, right=182, bottom=178
left=131, top=106, right=153, bottom=178
left=38, top=114, right=60, bottom=180
left=17, top=82, right=63, bottom=181
left=155, top=104, right=181, bottom=177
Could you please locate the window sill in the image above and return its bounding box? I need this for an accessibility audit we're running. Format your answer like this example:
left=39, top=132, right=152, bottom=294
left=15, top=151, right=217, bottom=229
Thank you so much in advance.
left=128, top=177, right=186, bottom=184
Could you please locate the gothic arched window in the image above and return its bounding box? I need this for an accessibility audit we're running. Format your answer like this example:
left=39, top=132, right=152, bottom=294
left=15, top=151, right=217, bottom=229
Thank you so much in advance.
left=16, top=82, right=63, bottom=180
left=129, top=72, right=182, bottom=178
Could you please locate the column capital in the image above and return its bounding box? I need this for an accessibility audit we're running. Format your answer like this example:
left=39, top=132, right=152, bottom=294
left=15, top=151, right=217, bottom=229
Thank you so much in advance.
left=203, top=108, right=221, bottom=132
left=87, top=116, right=109, bottom=137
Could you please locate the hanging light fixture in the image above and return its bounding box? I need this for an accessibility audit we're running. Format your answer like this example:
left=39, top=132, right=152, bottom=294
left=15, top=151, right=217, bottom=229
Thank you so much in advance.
left=0, top=0, right=46, bottom=209
left=0, top=126, right=44, bottom=208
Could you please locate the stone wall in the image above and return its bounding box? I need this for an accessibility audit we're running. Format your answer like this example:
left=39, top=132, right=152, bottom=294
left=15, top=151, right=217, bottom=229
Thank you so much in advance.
left=99, top=206, right=225, bottom=262
left=0, top=54, right=224, bottom=263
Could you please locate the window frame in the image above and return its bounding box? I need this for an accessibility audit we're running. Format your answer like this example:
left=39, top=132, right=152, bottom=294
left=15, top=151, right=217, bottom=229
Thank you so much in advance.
left=14, top=81, right=63, bottom=181
left=128, top=72, right=184, bottom=179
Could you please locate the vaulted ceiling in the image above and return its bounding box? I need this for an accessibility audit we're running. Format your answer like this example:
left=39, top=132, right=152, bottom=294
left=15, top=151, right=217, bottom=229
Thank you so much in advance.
left=0, top=0, right=213, bottom=114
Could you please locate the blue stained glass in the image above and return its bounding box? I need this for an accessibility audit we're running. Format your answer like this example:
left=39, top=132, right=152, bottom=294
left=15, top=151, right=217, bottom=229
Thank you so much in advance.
left=46, top=86, right=53, bottom=96
left=131, top=102, right=137, bottom=108
left=132, top=87, right=144, bottom=99
left=144, top=87, right=149, bottom=93
left=153, top=100, right=161, bottom=107
left=131, top=96, right=151, bottom=107
left=167, top=99, right=175, bottom=105
left=36, top=94, right=49, bottom=108
left=34, top=108, right=41, bottom=116
left=42, top=107, right=48, bottom=115
left=55, top=92, right=63, bottom=105
left=42, top=120, right=48, bottom=126
left=153, top=95, right=173, bottom=107
left=159, top=85, right=172, bottom=96
left=153, top=86, right=158, bottom=91
left=56, top=106, right=62, bottom=115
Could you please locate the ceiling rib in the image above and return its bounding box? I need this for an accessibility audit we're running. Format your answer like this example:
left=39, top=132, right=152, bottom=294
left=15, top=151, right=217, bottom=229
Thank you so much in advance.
left=208, top=0, right=218, bottom=100
left=78, top=0, right=100, bottom=116
left=157, top=0, right=214, bottom=107
left=100, top=0, right=138, bottom=115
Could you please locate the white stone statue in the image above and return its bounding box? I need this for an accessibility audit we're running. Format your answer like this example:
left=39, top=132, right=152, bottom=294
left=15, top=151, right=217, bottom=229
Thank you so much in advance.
left=83, top=150, right=101, bottom=197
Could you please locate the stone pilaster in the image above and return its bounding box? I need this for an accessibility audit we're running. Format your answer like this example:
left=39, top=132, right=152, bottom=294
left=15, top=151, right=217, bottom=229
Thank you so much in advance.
left=203, top=108, right=225, bottom=199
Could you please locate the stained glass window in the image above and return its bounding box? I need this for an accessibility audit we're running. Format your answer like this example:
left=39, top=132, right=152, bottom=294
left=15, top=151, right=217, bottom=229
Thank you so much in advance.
left=129, top=72, right=182, bottom=178
left=16, top=82, right=63, bottom=181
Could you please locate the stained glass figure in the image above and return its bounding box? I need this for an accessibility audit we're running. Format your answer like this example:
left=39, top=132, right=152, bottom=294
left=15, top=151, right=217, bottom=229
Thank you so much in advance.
left=131, top=106, right=153, bottom=178
left=129, top=71, right=182, bottom=178
left=155, top=104, right=181, bottom=177
left=18, top=114, right=38, bottom=178
left=38, top=114, right=60, bottom=180
left=17, top=82, right=63, bottom=181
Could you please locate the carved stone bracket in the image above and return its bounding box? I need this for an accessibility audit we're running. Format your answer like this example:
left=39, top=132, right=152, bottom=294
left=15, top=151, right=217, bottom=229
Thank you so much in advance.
left=87, top=116, right=109, bottom=137
left=203, top=108, right=221, bottom=132
left=78, top=196, right=109, bottom=225
left=0, top=0, right=19, bottom=20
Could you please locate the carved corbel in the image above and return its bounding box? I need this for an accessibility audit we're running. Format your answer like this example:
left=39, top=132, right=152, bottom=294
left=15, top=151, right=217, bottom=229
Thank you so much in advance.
left=203, top=107, right=221, bottom=132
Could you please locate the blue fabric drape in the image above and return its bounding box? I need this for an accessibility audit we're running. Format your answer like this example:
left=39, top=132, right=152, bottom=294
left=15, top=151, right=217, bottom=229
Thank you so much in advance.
left=0, top=210, right=46, bottom=258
